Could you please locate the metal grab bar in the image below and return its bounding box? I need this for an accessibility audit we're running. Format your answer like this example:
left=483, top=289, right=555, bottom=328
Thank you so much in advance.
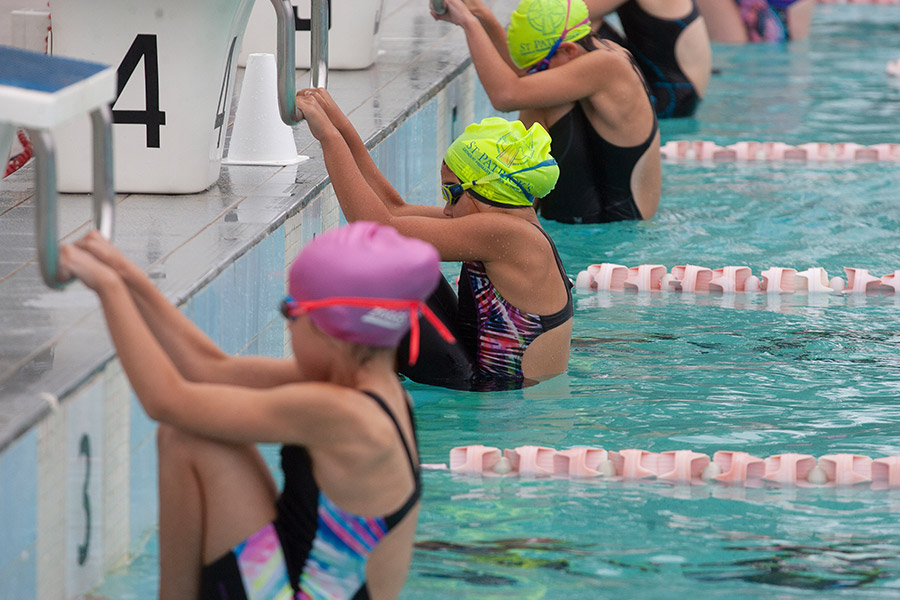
left=30, top=105, right=115, bottom=289
left=91, top=106, right=115, bottom=240
left=310, top=0, right=328, bottom=89
left=270, top=0, right=329, bottom=126
left=431, top=0, right=447, bottom=14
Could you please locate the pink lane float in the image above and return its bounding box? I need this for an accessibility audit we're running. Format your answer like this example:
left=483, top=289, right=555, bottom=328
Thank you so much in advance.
left=576, top=264, right=900, bottom=296
left=659, top=140, right=900, bottom=162
left=888, top=59, right=900, bottom=77
left=443, top=445, right=900, bottom=489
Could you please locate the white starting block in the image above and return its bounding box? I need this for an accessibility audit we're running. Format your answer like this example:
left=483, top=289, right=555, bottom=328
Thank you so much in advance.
left=0, top=45, right=116, bottom=288
left=49, top=0, right=257, bottom=194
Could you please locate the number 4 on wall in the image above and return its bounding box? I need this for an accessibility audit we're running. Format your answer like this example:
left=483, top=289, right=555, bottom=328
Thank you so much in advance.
left=112, top=34, right=167, bottom=148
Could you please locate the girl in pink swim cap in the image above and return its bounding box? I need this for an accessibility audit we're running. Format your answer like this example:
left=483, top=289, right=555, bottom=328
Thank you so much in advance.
left=59, top=222, right=444, bottom=600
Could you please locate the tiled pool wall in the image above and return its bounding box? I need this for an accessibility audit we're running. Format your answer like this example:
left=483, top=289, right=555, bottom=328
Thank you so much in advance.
left=0, top=65, right=504, bottom=600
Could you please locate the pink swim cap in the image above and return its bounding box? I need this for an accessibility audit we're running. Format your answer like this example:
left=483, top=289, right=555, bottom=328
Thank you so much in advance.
left=287, top=222, right=451, bottom=361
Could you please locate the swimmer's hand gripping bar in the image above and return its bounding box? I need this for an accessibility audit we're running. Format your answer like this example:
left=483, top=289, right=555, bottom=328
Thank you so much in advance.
left=271, top=0, right=329, bottom=125
left=31, top=105, right=115, bottom=289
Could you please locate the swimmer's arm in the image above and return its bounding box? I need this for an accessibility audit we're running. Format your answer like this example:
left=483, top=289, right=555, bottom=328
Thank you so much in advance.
left=379, top=212, right=529, bottom=264
left=300, top=88, right=444, bottom=218
left=124, top=269, right=300, bottom=387
left=582, top=0, right=626, bottom=23
left=462, top=0, right=518, bottom=70
left=75, top=232, right=303, bottom=388
left=458, top=13, right=612, bottom=111
left=63, top=250, right=358, bottom=446
left=331, top=118, right=444, bottom=218
left=142, top=379, right=372, bottom=450
left=303, top=100, right=447, bottom=222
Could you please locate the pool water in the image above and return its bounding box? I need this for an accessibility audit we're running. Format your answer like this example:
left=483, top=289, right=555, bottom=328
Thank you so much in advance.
left=92, top=5, right=900, bottom=599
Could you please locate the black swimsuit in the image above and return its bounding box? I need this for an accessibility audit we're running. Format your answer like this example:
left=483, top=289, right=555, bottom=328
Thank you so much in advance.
left=540, top=101, right=658, bottom=223
left=537, top=37, right=658, bottom=224
left=615, top=0, right=703, bottom=118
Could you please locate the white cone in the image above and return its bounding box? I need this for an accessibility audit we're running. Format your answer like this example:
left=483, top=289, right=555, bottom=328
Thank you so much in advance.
left=223, top=53, right=305, bottom=166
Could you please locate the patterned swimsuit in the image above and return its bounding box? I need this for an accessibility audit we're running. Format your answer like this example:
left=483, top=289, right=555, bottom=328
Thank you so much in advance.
left=201, top=391, right=420, bottom=600
left=455, top=226, right=573, bottom=389
left=737, top=0, right=801, bottom=41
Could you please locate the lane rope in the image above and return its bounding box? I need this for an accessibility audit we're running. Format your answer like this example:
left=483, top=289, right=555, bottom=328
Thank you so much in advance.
left=575, top=264, right=900, bottom=294
left=660, top=141, right=900, bottom=163
left=425, top=445, right=900, bottom=489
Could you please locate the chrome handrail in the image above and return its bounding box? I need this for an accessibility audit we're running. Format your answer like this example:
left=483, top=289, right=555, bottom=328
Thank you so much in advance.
left=431, top=0, right=447, bottom=14
left=91, top=105, right=115, bottom=240
left=30, top=105, right=115, bottom=289
left=31, top=128, right=59, bottom=288
left=270, top=0, right=329, bottom=126
left=310, top=0, right=328, bottom=90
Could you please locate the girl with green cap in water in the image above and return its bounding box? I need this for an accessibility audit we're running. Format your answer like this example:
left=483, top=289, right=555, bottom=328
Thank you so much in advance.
left=432, top=0, right=661, bottom=224
left=296, top=88, right=573, bottom=391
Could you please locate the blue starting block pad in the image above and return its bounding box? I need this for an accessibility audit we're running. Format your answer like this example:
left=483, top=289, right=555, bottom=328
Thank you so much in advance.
left=0, top=45, right=116, bottom=128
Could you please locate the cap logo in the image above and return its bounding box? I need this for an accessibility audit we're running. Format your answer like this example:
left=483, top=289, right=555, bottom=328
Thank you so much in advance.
left=360, top=307, right=407, bottom=330
left=496, top=131, right=535, bottom=168
left=527, top=0, right=568, bottom=36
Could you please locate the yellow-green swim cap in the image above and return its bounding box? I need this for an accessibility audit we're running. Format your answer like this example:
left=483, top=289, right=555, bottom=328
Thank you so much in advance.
left=443, top=117, right=559, bottom=207
left=506, top=0, right=592, bottom=70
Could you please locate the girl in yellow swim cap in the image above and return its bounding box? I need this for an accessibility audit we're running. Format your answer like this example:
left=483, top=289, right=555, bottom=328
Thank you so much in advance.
left=296, top=88, right=573, bottom=391
left=432, top=0, right=662, bottom=224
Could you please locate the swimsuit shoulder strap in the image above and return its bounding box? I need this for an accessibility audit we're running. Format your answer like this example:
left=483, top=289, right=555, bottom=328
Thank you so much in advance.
left=533, top=224, right=574, bottom=297
left=361, top=390, right=422, bottom=528
left=532, top=224, right=574, bottom=327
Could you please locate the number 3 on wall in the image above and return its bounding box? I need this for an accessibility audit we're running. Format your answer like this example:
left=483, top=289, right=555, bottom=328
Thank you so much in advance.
left=77, top=433, right=91, bottom=566
left=112, top=34, right=167, bottom=148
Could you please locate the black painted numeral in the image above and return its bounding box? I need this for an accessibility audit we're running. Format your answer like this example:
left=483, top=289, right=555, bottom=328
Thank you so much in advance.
left=214, top=36, right=238, bottom=149
left=112, top=34, right=167, bottom=148
left=77, top=433, right=91, bottom=566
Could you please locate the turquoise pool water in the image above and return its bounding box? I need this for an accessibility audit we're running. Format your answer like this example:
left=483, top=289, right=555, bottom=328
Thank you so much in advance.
left=93, top=5, right=900, bottom=599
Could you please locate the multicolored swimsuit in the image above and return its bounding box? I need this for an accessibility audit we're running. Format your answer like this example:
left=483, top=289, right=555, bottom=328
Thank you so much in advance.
left=455, top=226, right=573, bottom=389
left=200, top=391, right=420, bottom=600
left=737, top=0, right=800, bottom=42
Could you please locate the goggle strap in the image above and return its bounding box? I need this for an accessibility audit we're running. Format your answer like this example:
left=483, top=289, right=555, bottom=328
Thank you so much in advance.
left=468, top=158, right=558, bottom=203
left=407, top=306, right=421, bottom=365
left=287, top=296, right=457, bottom=366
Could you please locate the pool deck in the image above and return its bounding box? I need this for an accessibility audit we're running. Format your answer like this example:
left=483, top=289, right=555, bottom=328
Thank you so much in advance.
left=0, top=0, right=518, bottom=452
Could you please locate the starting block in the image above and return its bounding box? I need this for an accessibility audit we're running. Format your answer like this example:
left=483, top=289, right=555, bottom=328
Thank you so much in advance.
left=0, top=45, right=116, bottom=287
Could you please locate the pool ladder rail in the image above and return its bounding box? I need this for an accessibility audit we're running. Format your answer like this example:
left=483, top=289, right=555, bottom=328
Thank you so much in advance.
left=271, top=0, right=329, bottom=126
left=575, top=264, right=900, bottom=295
left=440, top=445, right=900, bottom=490
left=0, top=45, right=116, bottom=289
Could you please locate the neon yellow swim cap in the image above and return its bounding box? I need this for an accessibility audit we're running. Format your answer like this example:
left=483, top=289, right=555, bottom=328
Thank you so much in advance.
left=506, top=0, right=592, bottom=69
left=443, top=117, right=559, bottom=207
